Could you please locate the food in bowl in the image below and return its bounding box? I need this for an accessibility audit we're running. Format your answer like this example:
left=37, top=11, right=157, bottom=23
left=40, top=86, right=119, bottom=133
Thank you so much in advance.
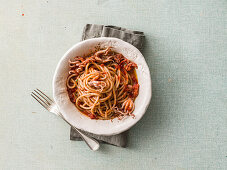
left=66, top=47, right=139, bottom=120
left=53, top=37, right=151, bottom=135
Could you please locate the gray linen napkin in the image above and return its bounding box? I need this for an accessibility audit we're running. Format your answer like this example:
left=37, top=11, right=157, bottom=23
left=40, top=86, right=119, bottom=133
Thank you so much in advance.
left=70, top=24, right=145, bottom=147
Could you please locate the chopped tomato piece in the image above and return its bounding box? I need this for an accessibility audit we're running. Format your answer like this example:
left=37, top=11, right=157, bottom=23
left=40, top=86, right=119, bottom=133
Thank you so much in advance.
left=132, top=84, right=139, bottom=98
left=89, top=114, right=97, bottom=119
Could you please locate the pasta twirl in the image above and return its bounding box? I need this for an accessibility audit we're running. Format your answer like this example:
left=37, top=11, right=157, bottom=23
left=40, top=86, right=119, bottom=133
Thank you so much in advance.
left=67, top=47, right=139, bottom=120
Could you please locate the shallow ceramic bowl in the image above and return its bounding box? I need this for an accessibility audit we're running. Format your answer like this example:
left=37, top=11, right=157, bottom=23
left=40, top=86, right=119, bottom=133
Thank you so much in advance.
left=53, top=37, right=152, bottom=136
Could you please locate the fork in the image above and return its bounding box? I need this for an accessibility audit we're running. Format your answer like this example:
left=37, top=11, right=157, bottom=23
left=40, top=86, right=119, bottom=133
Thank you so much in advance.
left=31, top=89, right=100, bottom=151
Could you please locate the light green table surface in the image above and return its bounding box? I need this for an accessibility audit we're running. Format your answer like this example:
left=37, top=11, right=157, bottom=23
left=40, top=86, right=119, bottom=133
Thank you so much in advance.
left=0, top=0, right=226, bottom=169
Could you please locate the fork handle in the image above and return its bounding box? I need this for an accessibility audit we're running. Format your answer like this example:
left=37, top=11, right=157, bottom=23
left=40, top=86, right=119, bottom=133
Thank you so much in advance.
left=58, top=113, right=100, bottom=151
left=71, top=126, right=100, bottom=151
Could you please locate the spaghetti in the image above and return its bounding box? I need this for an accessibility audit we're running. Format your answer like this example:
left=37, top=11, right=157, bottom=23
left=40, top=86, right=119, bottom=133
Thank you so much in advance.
left=67, top=47, right=139, bottom=120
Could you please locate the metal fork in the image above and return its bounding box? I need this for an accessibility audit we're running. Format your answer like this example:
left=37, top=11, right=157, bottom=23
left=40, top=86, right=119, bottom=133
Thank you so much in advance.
left=31, top=89, right=100, bottom=151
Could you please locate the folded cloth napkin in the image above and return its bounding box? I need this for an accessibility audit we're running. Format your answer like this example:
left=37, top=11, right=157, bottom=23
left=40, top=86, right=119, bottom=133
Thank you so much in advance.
left=70, top=24, right=145, bottom=147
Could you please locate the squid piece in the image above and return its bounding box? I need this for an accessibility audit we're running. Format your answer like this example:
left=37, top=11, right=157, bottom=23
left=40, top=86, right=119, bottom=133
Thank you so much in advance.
left=94, top=47, right=111, bottom=57
left=121, top=98, right=135, bottom=114
left=88, top=81, right=107, bottom=90
left=112, top=98, right=135, bottom=120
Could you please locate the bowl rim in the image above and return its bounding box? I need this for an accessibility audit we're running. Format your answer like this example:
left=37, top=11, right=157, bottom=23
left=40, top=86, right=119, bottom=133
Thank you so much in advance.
left=53, top=37, right=152, bottom=135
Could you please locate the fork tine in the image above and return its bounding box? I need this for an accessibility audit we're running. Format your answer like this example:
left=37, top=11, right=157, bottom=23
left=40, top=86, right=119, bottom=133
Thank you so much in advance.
left=31, top=92, right=48, bottom=109
left=34, top=89, right=51, bottom=105
left=36, top=88, right=54, bottom=103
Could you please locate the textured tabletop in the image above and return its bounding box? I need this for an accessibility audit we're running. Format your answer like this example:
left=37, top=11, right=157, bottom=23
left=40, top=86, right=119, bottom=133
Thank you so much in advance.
left=0, top=0, right=226, bottom=169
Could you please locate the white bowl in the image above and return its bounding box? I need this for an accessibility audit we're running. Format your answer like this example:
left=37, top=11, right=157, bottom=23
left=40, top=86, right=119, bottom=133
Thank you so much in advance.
left=53, top=37, right=152, bottom=136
